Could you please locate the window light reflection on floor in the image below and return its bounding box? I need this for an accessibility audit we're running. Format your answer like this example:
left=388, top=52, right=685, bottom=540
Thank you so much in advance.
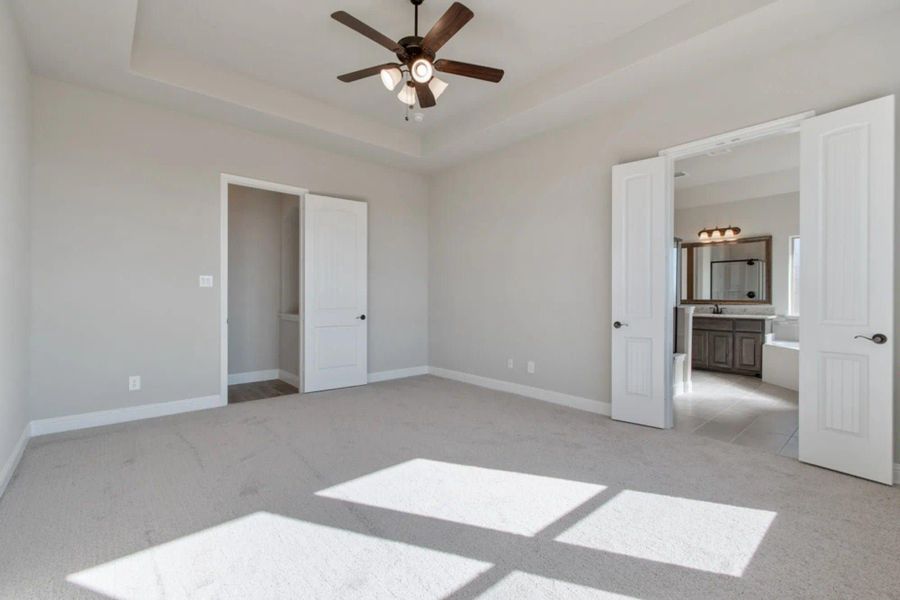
left=555, top=490, right=776, bottom=576
left=316, top=458, right=606, bottom=536
left=67, top=512, right=492, bottom=600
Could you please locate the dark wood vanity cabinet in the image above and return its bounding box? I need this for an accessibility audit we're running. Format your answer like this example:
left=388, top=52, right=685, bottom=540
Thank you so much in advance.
left=691, top=317, right=770, bottom=376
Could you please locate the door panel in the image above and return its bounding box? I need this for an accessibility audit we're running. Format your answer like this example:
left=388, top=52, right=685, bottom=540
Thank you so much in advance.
left=734, top=333, right=762, bottom=372
left=611, top=157, right=673, bottom=428
left=304, top=195, right=368, bottom=392
left=692, top=330, right=708, bottom=368
left=799, top=96, right=894, bottom=484
left=708, top=332, right=733, bottom=370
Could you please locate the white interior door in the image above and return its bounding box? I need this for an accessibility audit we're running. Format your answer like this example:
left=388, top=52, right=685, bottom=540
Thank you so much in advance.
left=799, top=95, right=895, bottom=484
left=304, top=195, right=368, bottom=392
left=611, top=157, right=673, bottom=428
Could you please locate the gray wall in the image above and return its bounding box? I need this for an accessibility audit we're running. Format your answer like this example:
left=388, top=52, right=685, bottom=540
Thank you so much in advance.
left=428, top=10, right=900, bottom=460
left=0, top=0, right=31, bottom=482
left=29, top=77, right=429, bottom=420
left=675, top=192, right=799, bottom=316
left=227, top=185, right=287, bottom=376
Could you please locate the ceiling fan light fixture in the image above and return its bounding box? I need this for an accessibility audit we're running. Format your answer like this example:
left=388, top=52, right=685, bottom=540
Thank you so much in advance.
left=428, top=76, right=448, bottom=100
left=380, top=67, right=403, bottom=90
left=411, top=58, right=434, bottom=83
left=397, top=82, right=417, bottom=106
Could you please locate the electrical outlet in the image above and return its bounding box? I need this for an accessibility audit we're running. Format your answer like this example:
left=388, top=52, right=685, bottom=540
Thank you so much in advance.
left=527, top=361, right=535, bottom=374
left=507, top=358, right=514, bottom=369
left=128, top=375, right=141, bottom=391
left=199, top=275, right=214, bottom=288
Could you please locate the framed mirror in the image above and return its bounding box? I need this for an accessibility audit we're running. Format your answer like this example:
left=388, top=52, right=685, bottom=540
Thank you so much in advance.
left=680, top=235, right=772, bottom=304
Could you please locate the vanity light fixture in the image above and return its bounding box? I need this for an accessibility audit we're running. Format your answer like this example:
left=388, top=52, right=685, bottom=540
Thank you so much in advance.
left=698, top=226, right=741, bottom=241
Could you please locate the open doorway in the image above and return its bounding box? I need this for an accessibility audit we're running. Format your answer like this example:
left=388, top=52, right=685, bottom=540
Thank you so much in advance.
left=671, top=132, right=800, bottom=457
left=221, top=176, right=306, bottom=404
left=612, top=97, right=895, bottom=484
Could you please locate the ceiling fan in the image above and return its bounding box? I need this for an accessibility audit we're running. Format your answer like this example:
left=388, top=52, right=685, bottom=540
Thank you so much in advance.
left=332, top=0, right=504, bottom=111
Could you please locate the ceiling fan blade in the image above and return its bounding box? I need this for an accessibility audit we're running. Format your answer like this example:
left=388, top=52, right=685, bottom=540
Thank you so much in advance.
left=421, top=2, right=474, bottom=55
left=331, top=11, right=407, bottom=59
left=434, top=59, right=504, bottom=83
left=337, top=63, right=400, bottom=83
left=414, top=81, right=436, bottom=108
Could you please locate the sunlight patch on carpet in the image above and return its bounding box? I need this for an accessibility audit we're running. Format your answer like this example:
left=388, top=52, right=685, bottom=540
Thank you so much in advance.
left=316, top=458, right=605, bottom=536
left=556, top=490, right=776, bottom=576
left=67, top=512, right=492, bottom=599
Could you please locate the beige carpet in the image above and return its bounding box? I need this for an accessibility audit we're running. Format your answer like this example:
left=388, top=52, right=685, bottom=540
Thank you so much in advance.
left=0, top=375, right=897, bottom=599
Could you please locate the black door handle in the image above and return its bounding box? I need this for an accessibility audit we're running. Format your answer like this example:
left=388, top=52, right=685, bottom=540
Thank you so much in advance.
left=854, top=333, right=887, bottom=344
left=613, top=321, right=628, bottom=329
left=357, top=314, right=366, bottom=320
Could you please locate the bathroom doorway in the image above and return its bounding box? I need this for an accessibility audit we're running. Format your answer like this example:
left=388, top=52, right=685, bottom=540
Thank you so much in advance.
left=611, top=97, right=896, bottom=484
left=671, top=132, right=800, bottom=457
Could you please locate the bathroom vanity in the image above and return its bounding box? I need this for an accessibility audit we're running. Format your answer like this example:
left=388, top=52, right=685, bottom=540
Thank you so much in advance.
left=691, top=315, right=774, bottom=377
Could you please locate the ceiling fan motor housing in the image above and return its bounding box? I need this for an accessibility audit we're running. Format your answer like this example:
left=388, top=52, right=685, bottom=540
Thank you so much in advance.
left=397, top=36, right=433, bottom=64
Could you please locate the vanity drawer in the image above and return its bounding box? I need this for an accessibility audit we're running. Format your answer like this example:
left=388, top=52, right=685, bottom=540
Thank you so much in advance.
left=734, top=320, right=765, bottom=333
left=693, top=317, right=733, bottom=331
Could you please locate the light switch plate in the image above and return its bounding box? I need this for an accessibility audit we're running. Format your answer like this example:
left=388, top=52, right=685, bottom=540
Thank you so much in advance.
left=527, top=361, right=535, bottom=374
left=507, top=358, right=514, bottom=369
left=199, top=275, right=214, bottom=288
left=128, top=375, right=141, bottom=391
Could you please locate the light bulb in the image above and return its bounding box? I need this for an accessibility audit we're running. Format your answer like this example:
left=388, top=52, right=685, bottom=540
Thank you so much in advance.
left=428, top=76, right=448, bottom=99
left=380, top=67, right=402, bottom=91
left=411, top=58, right=434, bottom=83
left=397, top=83, right=417, bottom=106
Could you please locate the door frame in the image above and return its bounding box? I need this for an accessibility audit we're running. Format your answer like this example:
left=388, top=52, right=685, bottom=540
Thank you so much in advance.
left=220, top=174, right=309, bottom=403
left=655, top=110, right=815, bottom=423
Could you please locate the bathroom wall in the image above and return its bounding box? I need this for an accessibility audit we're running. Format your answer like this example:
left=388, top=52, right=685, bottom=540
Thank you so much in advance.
left=675, top=192, right=799, bottom=316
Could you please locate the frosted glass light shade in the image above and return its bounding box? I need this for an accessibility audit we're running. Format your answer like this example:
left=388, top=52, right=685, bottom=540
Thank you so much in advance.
left=380, top=67, right=403, bottom=91
left=397, top=83, right=417, bottom=106
left=428, top=77, right=448, bottom=100
left=411, top=58, right=434, bottom=83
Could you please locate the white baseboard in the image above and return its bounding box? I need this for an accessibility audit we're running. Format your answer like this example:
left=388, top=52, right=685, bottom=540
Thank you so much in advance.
left=368, top=366, right=430, bottom=383
left=30, top=394, right=224, bottom=437
left=278, top=370, right=300, bottom=387
left=0, top=424, right=30, bottom=500
left=228, top=369, right=279, bottom=385
left=895, top=463, right=900, bottom=486
left=428, top=367, right=611, bottom=416
left=673, top=382, right=685, bottom=397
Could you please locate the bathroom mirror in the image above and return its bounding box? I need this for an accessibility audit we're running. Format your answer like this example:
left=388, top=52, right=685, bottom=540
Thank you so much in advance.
left=680, top=236, right=771, bottom=304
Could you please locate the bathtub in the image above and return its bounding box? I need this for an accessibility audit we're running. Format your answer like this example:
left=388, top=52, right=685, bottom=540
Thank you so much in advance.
left=762, top=339, right=799, bottom=391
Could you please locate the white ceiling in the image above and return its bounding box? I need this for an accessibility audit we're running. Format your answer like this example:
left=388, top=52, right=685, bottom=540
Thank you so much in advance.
left=134, top=0, right=693, bottom=130
left=674, top=133, right=800, bottom=209
left=11, top=0, right=900, bottom=171
left=675, top=133, right=799, bottom=189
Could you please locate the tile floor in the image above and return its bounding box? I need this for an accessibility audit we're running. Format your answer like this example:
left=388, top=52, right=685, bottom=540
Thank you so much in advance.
left=674, top=370, right=798, bottom=458
left=228, top=379, right=298, bottom=404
